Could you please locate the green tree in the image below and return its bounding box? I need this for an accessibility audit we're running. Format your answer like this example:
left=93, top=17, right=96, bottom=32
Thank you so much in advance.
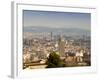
left=46, top=51, right=65, bottom=68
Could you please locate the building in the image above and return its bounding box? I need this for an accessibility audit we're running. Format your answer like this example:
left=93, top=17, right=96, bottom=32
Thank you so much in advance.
left=58, top=35, right=65, bottom=57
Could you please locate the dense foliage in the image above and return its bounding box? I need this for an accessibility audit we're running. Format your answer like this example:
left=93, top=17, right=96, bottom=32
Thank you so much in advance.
left=46, top=52, right=65, bottom=68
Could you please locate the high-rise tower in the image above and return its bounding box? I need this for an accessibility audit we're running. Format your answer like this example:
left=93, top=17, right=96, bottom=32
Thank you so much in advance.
left=58, top=35, right=65, bottom=57
left=50, top=32, right=52, bottom=41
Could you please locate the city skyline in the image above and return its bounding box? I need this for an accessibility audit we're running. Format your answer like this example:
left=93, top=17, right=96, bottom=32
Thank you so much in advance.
left=23, top=10, right=91, bottom=69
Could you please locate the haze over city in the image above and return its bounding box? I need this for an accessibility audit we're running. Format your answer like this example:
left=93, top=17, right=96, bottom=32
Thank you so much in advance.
left=23, top=10, right=91, bottom=31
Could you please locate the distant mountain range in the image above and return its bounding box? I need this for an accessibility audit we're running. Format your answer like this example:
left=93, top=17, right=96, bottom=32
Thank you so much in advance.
left=23, top=26, right=90, bottom=36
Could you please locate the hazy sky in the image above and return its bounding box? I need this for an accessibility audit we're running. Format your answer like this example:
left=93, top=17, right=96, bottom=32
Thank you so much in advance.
left=23, top=10, right=91, bottom=30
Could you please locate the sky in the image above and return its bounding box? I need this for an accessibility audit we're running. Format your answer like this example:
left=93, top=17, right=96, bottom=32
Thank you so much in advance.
left=23, top=10, right=91, bottom=31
